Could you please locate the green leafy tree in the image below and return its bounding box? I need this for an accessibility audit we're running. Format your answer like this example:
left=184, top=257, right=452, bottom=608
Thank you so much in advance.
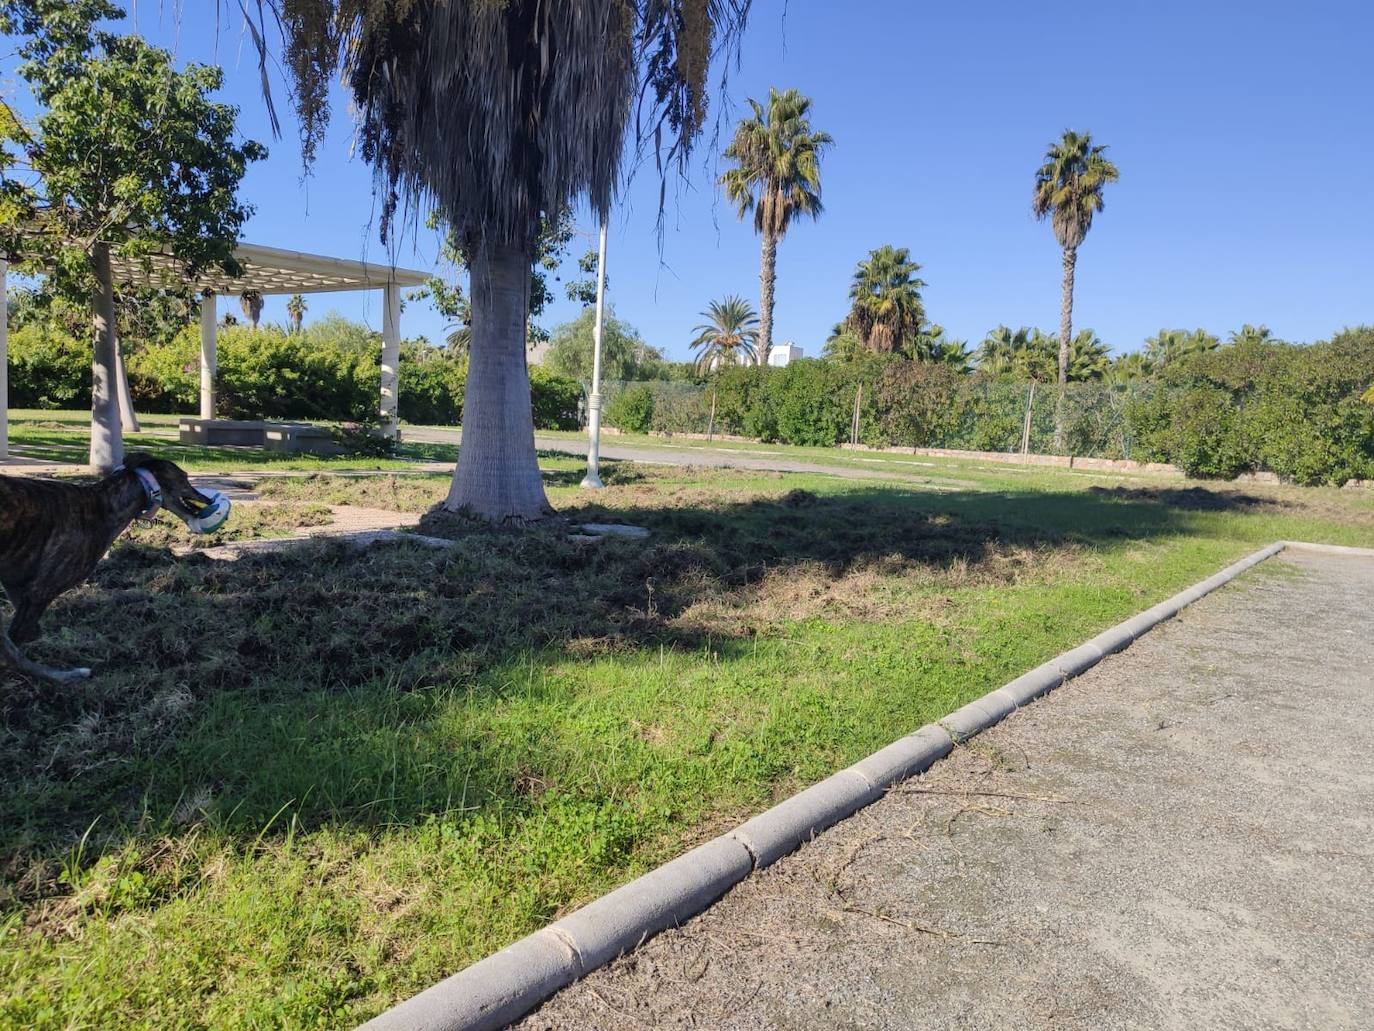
left=1032, top=129, right=1119, bottom=444
left=721, top=87, right=832, bottom=366
left=0, top=0, right=264, bottom=470
left=690, top=295, right=759, bottom=373
left=266, top=2, right=750, bottom=523
left=544, top=305, right=663, bottom=383
left=846, top=245, right=926, bottom=355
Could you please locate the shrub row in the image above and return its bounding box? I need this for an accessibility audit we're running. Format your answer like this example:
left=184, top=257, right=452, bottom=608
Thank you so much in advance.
left=598, top=330, right=1374, bottom=485
left=6, top=320, right=582, bottom=431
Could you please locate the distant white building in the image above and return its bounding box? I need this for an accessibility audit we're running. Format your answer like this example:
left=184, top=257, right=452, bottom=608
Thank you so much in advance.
left=768, top=341, right=803, bottom=367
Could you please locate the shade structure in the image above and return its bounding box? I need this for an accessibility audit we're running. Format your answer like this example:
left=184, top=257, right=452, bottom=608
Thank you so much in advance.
left=106, top=241, right=429, bottom=296
left=1, top=243, right=436, bottom=461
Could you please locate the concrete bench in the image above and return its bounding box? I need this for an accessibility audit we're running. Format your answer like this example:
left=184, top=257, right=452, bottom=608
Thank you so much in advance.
left=178, top=418, right=343, bottom=455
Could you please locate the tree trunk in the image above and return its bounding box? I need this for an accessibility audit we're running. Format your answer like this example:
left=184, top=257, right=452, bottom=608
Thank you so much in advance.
left=89, top=241, right=123, bottom=472
left=444, top=237, right=552, bottom=524
left=1054, top=245, right=1077, bottom=451
left=757, top=230, right=778, bottom=367
left=114, top=341, right=140, bottom=433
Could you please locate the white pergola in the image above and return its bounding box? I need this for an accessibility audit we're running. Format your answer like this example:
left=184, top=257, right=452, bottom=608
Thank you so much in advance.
left=0, top=243, right=431, bottom=460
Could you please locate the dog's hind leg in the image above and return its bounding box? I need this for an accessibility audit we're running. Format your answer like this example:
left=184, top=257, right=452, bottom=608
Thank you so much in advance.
left=0, top=617, right=90, bottom=684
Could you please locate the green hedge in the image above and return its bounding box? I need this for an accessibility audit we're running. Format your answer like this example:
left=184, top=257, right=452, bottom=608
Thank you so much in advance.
left=1130, top=328, right=1374, bottom=484
left=9, top=319, right=581, bottom=432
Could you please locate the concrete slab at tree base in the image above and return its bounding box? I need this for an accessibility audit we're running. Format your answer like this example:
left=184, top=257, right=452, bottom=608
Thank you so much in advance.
left=354, top=540, right=1297, bottom=1031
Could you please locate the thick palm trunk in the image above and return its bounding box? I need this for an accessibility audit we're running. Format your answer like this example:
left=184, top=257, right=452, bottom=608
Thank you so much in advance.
left=444, top=237, right=552, bottom=524
left=89, top=241, right=123, bottom=472
left=1054, top=245, right=1077, bottom=451
left=757, top=230, right=778, bottom=366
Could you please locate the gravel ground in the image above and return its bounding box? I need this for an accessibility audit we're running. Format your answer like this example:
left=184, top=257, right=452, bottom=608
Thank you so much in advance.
left=516, top=548, right=1374, bottom=1031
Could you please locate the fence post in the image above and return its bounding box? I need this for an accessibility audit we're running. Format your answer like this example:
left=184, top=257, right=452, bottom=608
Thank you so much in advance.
left=1020, top=381, right=1035, bottom=456
left=707, top=387, right=717, bottom=442
left=850, top=383, right=862, bottom=447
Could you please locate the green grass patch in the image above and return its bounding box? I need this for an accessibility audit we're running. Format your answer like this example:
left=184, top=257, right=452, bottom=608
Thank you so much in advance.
left=1, top=457, right=1371, bottom=1028
left=6, top=411, right=457, bottom=471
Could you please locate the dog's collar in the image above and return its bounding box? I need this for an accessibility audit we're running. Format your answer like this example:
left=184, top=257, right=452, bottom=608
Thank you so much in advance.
left=129, top=467, right=162, bottom=519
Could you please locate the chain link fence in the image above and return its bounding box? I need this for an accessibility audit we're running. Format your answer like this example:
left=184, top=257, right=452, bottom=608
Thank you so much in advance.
left=591, top=377, right=1150, bottom=460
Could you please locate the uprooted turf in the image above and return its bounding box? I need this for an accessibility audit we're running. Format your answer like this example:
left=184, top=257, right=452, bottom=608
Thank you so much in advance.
left=2, top=459, right=1372, bottom=1029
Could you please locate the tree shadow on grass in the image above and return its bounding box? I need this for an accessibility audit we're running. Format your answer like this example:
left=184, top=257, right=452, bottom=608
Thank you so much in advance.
left=0, top=476, right=1275, bottom=900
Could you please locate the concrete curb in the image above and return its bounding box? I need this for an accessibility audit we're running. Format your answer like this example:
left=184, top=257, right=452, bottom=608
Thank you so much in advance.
left=1282, top=540, right=1374, bottom=558
left=357, top=540, right=1296, bottom=1031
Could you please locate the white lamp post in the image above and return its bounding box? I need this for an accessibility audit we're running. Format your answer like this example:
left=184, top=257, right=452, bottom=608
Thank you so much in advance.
left=581, top=219, right=609, bottom=489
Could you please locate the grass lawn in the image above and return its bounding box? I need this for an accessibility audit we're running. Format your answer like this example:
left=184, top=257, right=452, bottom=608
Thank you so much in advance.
left=5, top=410, right=458, bottom=471
left=2, top=452, right=1372, bottom=1029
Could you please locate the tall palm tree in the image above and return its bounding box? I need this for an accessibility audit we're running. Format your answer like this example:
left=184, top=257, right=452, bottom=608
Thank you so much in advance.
left=262, top=2, right=750, bottom=524
left=1032, top=131, right=1119, bottom=399
left=721, top=87, right=832, bottom=366
left=846, top=245, right=926, bottom=355
left=690, top=295, right=759, bottom=373
left=239, top=289, right=263, bottom=330
left=285, top=293, right=307, bottom=334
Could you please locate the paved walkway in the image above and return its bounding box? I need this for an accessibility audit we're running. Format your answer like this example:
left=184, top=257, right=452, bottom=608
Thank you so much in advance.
left=517, top=549, right=1374, bottom=1031
left=402, top=428, right=978, bottom=488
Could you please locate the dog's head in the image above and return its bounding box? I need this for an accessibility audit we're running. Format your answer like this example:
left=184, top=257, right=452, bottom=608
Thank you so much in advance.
left=123, top=453, right=215, bottom=522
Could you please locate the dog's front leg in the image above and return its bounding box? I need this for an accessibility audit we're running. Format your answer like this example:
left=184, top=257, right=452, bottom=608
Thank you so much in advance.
left=0, top=625, right=91, bottom=684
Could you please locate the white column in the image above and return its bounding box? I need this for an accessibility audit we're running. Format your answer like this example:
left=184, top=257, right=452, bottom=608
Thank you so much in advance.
left=380, top=283, right=401, bottom=438
left=199, top=291, right=216, bottom=419
left=581, top=220, right=609, bottom=489
left=0, top=259, right=7, bottom=462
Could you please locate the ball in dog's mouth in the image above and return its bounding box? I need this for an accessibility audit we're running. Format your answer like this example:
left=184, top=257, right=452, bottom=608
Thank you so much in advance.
left=183, top=490, right=232, bottom=534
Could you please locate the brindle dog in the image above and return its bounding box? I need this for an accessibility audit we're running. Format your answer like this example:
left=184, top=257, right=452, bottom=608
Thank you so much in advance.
left=0, top=453, right=213, bottom=683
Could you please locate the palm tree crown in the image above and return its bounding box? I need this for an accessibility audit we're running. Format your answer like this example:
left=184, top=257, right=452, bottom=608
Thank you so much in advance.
left=690, top=295, right=759, bottom=373
left=1144, top=328, right=1219, bottom=370
left=721, top=87, right=832, bottom=365
left=285, top=293, right=307, bottom=334
left=721, top=88, right=832, bottom=239
left=846, top=245, right=926, bottom=354
left=1032, top=130, right=1120, bottom=251
left=239, top=290, right=263, bottom=330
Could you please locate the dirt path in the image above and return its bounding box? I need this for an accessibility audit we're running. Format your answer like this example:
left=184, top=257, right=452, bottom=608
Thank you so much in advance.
left=517, top=549, right=1374, bottom=1031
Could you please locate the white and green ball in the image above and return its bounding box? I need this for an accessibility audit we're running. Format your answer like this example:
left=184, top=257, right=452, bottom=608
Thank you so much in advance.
left=186, top=490, right=232, bottom=534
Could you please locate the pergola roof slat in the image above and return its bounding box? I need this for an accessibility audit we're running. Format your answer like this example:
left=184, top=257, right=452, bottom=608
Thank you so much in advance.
left=106, top=241, right=432, bottom=296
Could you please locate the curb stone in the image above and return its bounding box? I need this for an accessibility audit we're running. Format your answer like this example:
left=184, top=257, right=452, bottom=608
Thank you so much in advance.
left=356, top=540, right=1304, bottom=1031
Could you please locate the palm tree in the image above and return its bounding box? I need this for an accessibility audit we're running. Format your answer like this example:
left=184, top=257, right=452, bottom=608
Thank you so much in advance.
left=239, top=289, right=263, bottom=329
left=976, top=325, right=1035, bottom=378
left=285, top=293, right=307, bottom=334
left=263, top=3, right=751, bottom=524
left=721, top=88, right=832, bottom=366
left=846, top=245, right=926, bottom=355
left=1105, top=351, right=1152, bottom=387
left=1228, top=323, right=1273, bottom=346
left=690, top=295, right=759, bottom=373
left=1032, top=130, right=1119, bottom=437
left=1067, top=329, right=1111, bottom=381
left=1144, top=328, right=1219, bottom=370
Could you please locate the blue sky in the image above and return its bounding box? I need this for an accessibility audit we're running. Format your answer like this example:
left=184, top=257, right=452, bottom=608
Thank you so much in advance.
left=19, top=0, right=1374, bottom=359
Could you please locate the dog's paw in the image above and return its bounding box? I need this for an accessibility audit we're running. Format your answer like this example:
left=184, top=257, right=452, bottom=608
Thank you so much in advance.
left=56, top=667, right=93, bottom=683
